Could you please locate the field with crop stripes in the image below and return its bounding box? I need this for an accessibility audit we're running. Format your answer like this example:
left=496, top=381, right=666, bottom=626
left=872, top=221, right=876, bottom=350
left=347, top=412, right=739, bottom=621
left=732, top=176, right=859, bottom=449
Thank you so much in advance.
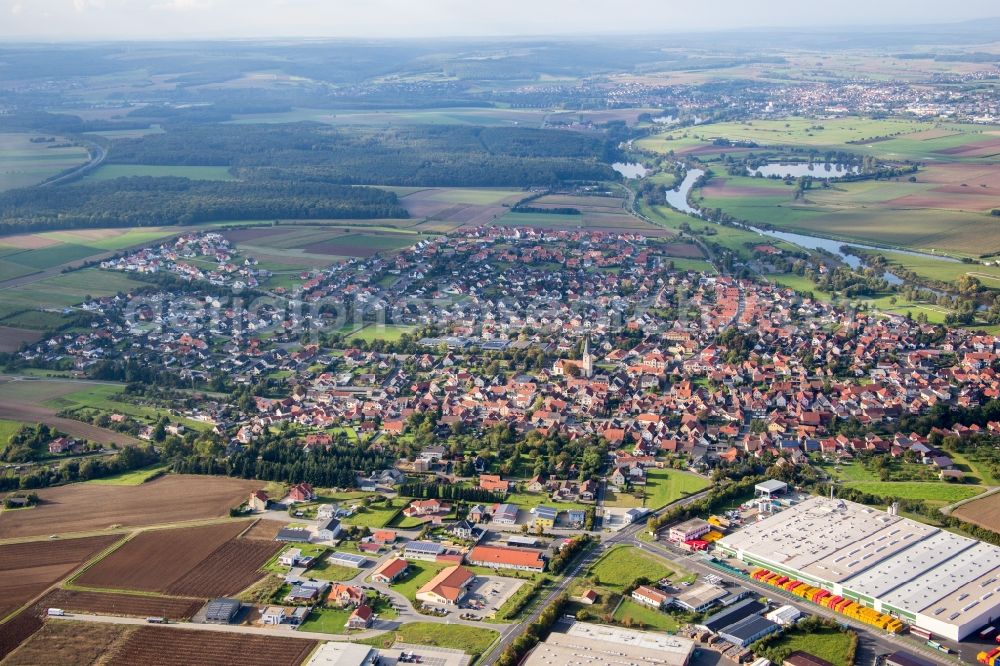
left=35, top=589, right=203, bottom=620
left=105, top=627, right=317, bottom=666
left=165, top=537, right=282, bottom=597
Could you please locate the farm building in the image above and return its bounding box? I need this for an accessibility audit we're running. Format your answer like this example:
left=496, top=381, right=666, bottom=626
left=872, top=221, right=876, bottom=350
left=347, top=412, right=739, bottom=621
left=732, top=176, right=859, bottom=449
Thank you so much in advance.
left=717, top=495, right=1000, bottom=641
left=327, top=552, right=367, bottom=568
left=204, top=598, right=241, bottom=624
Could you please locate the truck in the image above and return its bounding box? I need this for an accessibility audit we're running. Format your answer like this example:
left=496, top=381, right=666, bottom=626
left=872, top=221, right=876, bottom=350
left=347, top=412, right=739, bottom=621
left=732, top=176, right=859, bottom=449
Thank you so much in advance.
left=46, top=608, right=65, bottom=617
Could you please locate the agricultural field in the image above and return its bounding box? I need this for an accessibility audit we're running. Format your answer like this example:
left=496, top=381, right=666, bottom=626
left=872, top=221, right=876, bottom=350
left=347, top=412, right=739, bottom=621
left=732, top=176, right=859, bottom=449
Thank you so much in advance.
left=401, top=187, right=524, bottom=232
left=35, top=588, right=203, bottom=619
left=499, top=192, right=670, bottom=234
left=362, top=622, right=499, bottom=656
left=0, top=475, right=262, bottom=539
left=0, top=418, right=25, bottom=450
left=2, top=620, right=133, bottom=666
left=75, top=521, right=273, bottom=596
left=844, top=481, right=985, bottom=502
left=105, top=626, right=317, bottom=666
left=588, top=546, right=673, bottom=590
left=612, top=598, right=680, bottom=631
left=953, top=492, right=1000, bottom=532
left=0, top=534, right=122, bottom=620
left=0, top=612, right=44, bottom=662
left=874, top=251, right=1000, bottom=290
left=694, top=170, right=1000, bottom=257
left=82, top=164, right=236, bottom=182
left=0, top=326, right=43, bottom=352
left=604, top=468, right=709, bottom=509
left=0, top=133, right=90, bottom=191
left=43, top=383, right=211, bottom=432
left=0, top=269, right=148, bottom=319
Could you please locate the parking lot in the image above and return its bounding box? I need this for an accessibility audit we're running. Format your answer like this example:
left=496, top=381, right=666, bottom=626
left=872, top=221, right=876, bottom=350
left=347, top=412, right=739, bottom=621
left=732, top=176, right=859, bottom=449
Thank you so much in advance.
left=421, top=574, right=525, bottom=619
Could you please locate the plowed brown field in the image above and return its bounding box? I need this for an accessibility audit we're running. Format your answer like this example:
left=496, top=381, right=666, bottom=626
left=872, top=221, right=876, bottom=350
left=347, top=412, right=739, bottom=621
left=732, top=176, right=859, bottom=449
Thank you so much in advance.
left=34, top=589, right=203, bottom=620
left=953, top=492, right=1000, bottom=532
left=165, top=538, right=281, bottom=597
left=75, top=522, right=246, bottom=592
left=0, top=475, right=263, bottom=539
left=105, top=627, right=317, bottom=666
left=0, top=534, right=121, bottom=619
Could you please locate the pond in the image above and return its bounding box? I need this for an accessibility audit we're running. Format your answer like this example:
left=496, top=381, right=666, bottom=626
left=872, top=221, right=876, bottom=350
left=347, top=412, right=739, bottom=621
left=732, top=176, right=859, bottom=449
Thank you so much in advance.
left=612, top=162, right=648, bottom=179
left=752, top=162, right=859, bottom=178
left=664, top=168, right=704, bottom=215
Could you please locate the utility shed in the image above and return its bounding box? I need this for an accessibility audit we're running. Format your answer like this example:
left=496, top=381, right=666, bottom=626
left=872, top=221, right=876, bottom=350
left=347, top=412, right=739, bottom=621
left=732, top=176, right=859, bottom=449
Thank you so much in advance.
left=203, top=598, right=241, bottom=624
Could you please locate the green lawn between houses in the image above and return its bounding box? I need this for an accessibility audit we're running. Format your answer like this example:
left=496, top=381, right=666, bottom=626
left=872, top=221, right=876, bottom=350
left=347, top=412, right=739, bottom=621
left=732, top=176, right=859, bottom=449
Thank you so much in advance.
left=612, top=598, right=680, bottom=632
left=359, top=622, right=499, bottom=656
left=604, top=468, right=709, bottom=509
left=588, top=546, right=673, bottom=590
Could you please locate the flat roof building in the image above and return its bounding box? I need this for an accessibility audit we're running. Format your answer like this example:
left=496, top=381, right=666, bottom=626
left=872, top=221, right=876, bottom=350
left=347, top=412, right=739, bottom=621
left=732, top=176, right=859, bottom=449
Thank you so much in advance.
left=718, top=615, right=781, bottom=647
left=204, top=598, right=241, bottom=624
left=717, top=495, right=1000, bottom=641
left=524, top=621, right=695, bottom=666
left=755, top=479, right=788, bottom=498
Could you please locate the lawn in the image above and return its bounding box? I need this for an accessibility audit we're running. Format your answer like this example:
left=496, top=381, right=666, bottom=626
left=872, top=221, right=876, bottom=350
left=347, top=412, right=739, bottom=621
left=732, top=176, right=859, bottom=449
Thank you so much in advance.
left=612, top=598, right=680, bottom=632
left=505, top=490, right=588, bottom=511
left=86, top=464, right=168, bottom=486
left=605, top=468, right=708, bottom=510
left=340, top=503, right=400, bottom=528
left=82, top=164, right=236, bottom=182
left=761, top=627, right=857, bottom=666
left=298, top=607, right=351, bottom=634
left=347, top=324, right=417, bottom=343
left=305, top=557, right=358, bottom=583
left=845, top=481, right=985, bottom=502
left=589, top=546, right=673, bottom=590
left=0, top=418, right=25, bottom=450
left=361, top=622, right=499, bottom=656
left=385, top=560, right=450, bottom=602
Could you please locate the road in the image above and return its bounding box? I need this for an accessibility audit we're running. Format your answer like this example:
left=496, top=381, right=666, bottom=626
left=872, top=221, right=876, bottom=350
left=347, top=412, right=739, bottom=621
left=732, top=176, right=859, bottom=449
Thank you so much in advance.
left=38, top=137, right=107, bottom=188
left=478, top=487, right=711, bottom=665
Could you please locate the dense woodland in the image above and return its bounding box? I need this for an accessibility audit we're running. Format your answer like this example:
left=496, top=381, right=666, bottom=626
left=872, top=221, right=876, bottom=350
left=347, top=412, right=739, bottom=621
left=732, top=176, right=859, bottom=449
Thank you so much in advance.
left=0, top=177, right=407, bottom=232
left=104, top=123, right=620, bottom=187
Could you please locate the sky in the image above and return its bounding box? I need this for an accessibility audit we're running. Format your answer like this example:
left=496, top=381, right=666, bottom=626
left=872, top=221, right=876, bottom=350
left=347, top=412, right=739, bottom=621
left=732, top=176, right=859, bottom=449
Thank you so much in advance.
left=1, top=0, right=998, bottom=40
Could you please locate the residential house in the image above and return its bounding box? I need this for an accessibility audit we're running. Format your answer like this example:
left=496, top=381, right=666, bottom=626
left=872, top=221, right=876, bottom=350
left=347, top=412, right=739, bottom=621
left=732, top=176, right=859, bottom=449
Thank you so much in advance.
left=371, top=558, right=409, bottom=584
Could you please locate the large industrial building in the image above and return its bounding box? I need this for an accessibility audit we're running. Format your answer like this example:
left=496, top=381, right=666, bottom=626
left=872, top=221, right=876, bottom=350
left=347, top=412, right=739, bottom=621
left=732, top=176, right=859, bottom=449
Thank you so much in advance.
left=524, top=621, right=695, bottom=666
left=716, top=495, right=1000, bottom=641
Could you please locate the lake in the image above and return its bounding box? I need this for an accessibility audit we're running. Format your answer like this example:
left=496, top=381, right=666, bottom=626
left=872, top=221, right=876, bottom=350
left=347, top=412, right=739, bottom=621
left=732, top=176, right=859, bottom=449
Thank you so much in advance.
left=664, top=168, right=705, bottom=215
left=612, top=162, right=648, bottom=179
left=752, top=162, right=859, bottom=178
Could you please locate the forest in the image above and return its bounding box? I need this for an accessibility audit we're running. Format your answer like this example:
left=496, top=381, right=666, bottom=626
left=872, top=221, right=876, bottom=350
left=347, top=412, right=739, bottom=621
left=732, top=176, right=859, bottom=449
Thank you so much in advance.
left=0, top=177, right=407, bottom=232
left=105, top=123, right=620, bottom=187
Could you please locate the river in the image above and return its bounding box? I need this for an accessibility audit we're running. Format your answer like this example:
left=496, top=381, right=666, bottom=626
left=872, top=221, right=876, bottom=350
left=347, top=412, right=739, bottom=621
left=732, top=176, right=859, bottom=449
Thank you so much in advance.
left=662, top=167, right=957, bottom=285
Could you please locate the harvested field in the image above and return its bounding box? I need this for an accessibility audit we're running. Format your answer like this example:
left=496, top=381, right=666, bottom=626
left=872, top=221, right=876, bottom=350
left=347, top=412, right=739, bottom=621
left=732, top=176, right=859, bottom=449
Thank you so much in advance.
left=952, top=492, right=1000, bottom=532
left=0, top=611, right=43, bottom=661
left=3, top=620, right=132, bottom=666
left=221, top=227, right=286, bottom=243
left=76, top=522, right=247, bottom=592
left=0, top=475, right=262, bottom=539
left=661, top=242, right=705, bottom=258
left=105, top=626, right=317, bottom=666
left=0, top=534, right=121, bottom=620
left=0, top=326, right=42, bottom=352
left=34, top=589, right=203, bottom=620
left=242, top=519, right=287, bottom=540
left=165, top=537, right=281, bottom=597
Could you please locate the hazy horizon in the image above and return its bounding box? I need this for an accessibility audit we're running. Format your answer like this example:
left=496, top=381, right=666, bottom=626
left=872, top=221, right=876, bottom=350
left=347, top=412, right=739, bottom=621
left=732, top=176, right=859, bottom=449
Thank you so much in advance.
left=3, top=0, right=1000, bottom=41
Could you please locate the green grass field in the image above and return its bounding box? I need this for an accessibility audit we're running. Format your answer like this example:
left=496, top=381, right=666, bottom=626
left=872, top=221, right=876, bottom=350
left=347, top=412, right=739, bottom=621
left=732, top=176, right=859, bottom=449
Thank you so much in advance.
left=86, top=465, right=167, bottom=486
left=761, top=627, right=857, bottom=666
left=44, top=384, right=210, bottom=431
left=605, top=468, right=709, bottom=509
left=875, top=251, right=1000, bottom=289
left=298, top=607, right=351, bottom=634
left=589, top=546, right=673, bottom=590
left=845, top=481, right=985, bottom=502
left=612, top=598, right=680, bottom=631
left=385, top=560, right=450, bottom=602
left=0, top=133, right=90, bottom=191
left=0, top=418, right=26, bottom=451
left=0, top=270, right=147, bottom=314
left=82, top=164, right=236, bottom=182
left=360, top=622, right=499, bottom=656
left=340, top=503, right=400, bottom=528
left=347, top=324, right=417, bottom=343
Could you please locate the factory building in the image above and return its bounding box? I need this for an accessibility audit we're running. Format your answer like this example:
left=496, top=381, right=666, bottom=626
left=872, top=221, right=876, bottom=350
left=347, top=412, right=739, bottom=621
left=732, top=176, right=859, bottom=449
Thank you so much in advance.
left=717, top=495, right=1000, bottom=641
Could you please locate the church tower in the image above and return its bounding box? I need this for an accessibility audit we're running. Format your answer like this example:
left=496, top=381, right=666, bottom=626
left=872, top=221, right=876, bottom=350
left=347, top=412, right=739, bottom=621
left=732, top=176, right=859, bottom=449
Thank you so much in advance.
left=581, top=336, right=594, bottom=378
